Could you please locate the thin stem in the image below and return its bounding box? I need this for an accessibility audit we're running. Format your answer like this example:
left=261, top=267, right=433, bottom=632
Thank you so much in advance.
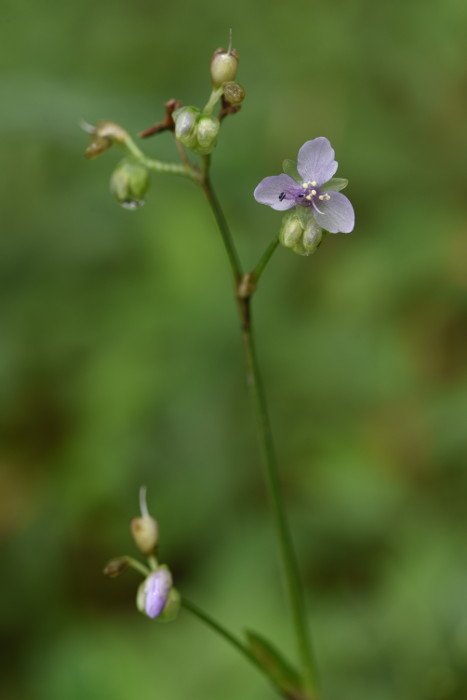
left=251, top=237, right=280, bottom=285
left=181, top=598, right=264, bottom=676
left=241, top=317, right=318, bottom=699
left=200, top=157, right=243, bottom=283
left=175, top=137, right=191, bottom=167
left=120, top=133, right=200, bottom=182
left=141, top=155, right=200, bottom=181
left=203, top=86, right=224, bottom=115
left=124, top=556, right=151, bottom=578
left=198, top=160, right=318, bottom=698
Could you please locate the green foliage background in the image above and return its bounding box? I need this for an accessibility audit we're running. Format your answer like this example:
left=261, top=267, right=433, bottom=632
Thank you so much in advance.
left=1, top=1, right=466, bottom=699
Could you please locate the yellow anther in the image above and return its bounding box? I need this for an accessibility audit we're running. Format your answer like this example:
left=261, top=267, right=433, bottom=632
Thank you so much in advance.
left=318, top=194, right=325, bottom=200
left=310, top=181, right=317, bottom=186
left=311, top=189, right=316, bottom=196
left=305, top=194, right=312, bottom=200
left=302, top=182, right=308, bottom=189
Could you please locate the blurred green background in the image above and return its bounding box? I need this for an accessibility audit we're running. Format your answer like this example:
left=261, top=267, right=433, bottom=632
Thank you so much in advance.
left=1, top=0, right=467, bottom=698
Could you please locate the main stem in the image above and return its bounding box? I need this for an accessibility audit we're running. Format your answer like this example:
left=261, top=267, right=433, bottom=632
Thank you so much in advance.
left=239, top=304, right=318, bottom=699
left=201, top=165, right=318, bottom=699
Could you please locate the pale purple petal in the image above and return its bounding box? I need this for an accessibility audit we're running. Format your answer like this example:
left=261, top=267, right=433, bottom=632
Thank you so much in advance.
left=312, top=192, right=355, bottom=233
left=254, top=174, right=298, bottom=211
left=144, top=568, right=172, bottom=618
left=297, top=138, right=338, bottom=186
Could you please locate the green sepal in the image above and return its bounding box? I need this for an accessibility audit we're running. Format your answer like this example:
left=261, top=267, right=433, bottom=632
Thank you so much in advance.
left=246, top=631, right=306, bottom=699
left=321, top=177, right=348, bottom=191
left=157, top=587, right=181, bottom=623
left=282, top=159, right=300, bottom=181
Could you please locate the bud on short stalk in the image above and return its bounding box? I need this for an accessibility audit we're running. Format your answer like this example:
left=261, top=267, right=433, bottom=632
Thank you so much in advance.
left=130, top=515, right=159, bottom=556
left=137, top=566, right=174, bottom=619
left=130, top=486, right=159, bottom=555
left=210, top=47, right=238, bottom=88
left=110, top=159, right=150, bottom=210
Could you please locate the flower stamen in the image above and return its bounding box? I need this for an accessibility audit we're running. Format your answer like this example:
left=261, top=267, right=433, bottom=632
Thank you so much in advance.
left=311, top=200, right=325, bottom=215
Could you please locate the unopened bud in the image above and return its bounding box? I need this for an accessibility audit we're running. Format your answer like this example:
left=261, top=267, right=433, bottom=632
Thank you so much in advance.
left=173, top=106, right=199, bottom=149
left=110, top=159, right=149, bottom=210
left=130, top=486, right=159, bottom=554
left=173, top=107, right=219, bottom=156
left=223, top=81, right=245, bottom=105
left=279, top=210, right=323, bottom=256
left=211, top=47, right=239, bottom=88
left=103, top=557, right=129, bottom=578
left=130, top=515, right=159, bottom=555
left=137, top=566, right=173, bottom=619
left=196, top=115, right=220, bottom=152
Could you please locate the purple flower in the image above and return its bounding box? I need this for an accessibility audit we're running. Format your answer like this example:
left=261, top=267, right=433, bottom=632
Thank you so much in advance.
left=254, top=137, right=354, bottom=234
left=143, top=567, right=173, bottom=619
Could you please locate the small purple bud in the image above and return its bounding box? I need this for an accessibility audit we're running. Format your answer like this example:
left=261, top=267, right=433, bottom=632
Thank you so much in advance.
left=143, top=567, right=173, bottom=619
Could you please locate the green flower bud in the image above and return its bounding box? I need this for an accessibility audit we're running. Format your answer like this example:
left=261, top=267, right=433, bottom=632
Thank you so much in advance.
left=196, top=115, right=220, bottom=153
left=279, top=209, right=323, bottom=256
left=211, top=47, right=238, bottom=88
left=110, top=159, right=149, bottom=210
left=173, top=108, right=219, bottom=156
left=174, top=106, right=199, bottom=145
left=222, top=81, right=245, bottom=105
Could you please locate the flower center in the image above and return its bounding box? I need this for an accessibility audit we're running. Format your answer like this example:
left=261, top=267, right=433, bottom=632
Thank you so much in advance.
left=295, top=180, right=331, bottom=213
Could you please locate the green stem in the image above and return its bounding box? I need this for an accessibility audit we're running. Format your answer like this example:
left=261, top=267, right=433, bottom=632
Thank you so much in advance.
left=141, top=155, right=200, bottom=181
left=124, top=556, right=151, bottom=578
left=121, top=133, right=201, bottom=182
left=200, top=157, right=243, bottom=283
left=203, top=86, right=224, bottom=115
left=251, top=237, right=280, bottom=285
left=240, top=314, right=318, bottom=699
left=181, top=598, right=264, bottom=676
left=199, top=165, right=318, bottom=699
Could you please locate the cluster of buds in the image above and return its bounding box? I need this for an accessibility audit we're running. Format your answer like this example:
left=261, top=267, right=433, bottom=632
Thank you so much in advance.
left=83, top=35, right=246, bottom=212
left=279, top=208, right=323, bottom=256
left=104, top=487, right=180, bottom=621
left=171, top=36, right=245, bottom=156
left=173, top=106, right=220, bottom=156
